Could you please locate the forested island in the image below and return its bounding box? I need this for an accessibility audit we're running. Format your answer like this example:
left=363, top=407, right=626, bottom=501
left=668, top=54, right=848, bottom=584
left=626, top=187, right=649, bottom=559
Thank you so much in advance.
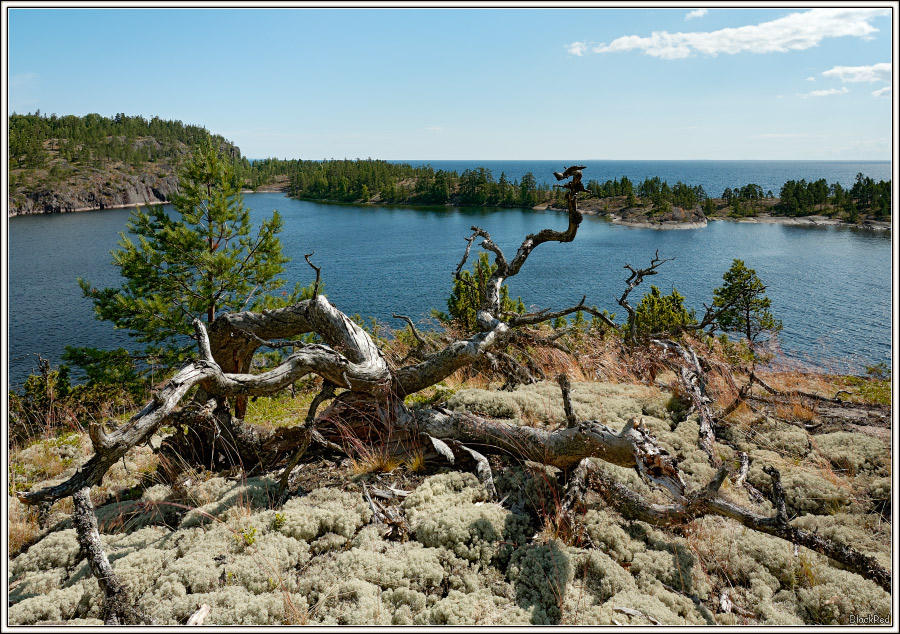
left=8, top=112, right=892, bottom=228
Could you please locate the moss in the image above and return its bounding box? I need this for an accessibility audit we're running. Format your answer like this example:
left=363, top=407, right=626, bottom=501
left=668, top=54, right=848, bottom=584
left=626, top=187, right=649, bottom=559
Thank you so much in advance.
left=10, top=528, right=81, bottom=575
left=578, top=549, right=636, bottom=602
left=506, top=541, right=572, bottom=624
left=747, top=450, right=851, bottom=516
left=447, top=381, right=669, bottom=428
left=657, top=417, right=716, bottom=485
left=106, top=547, right=171, bottom=599
left=864, top=476, right=891, bottom=513
left=275, top=488, right=372, bottom=543
left=688, top=517, right=793, bottom=594
left=168, top=586, right=307, bottom=625
left=595, top=588, right=697, bottom=625
left=447, top=388, right=521, bottom=420
left=417, top=588, right=532, bottom=625
left=404, top=473, right=528, bottom=567
left=178, top=476, right=281, bottom=529
left=794, top=568, right=891, bottom=625
left=767, top=426, right=812, bottom=458
left=7, top=377, right=891, bottom=627
left=309, top=531, right=348, bottom=554
left=7, top=567, right=69, bottom=604
left=8, top=584, right=98, bottom=624
left=813, top=432, right=888, bottom=476
left=582, top=508, right=637, bottom=563
left=791, top=512, right=891, bottom=570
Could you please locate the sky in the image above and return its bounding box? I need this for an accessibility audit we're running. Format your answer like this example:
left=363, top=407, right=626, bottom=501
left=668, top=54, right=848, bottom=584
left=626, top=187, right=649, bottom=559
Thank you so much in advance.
left=4, top=3, right=897, bottom=160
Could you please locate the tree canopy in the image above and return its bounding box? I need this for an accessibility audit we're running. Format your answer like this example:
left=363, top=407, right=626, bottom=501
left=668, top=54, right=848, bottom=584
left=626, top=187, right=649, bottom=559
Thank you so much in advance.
left=79, top=141, right=297, bottom=364
left=712, top=259, right=782, bottom=346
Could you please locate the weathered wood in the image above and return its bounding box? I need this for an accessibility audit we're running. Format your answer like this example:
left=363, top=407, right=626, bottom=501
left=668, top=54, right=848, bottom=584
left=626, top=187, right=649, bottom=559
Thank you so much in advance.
left=653, top=339, right=721, bottom=468
left=584, top=461, right=891, bottom=592
left=73, top=487, right=150, bottom=625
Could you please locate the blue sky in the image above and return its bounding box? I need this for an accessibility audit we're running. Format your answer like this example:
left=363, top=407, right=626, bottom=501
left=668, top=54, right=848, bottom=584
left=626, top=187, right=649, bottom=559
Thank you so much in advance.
left=5, top=5, right=896, bottom=160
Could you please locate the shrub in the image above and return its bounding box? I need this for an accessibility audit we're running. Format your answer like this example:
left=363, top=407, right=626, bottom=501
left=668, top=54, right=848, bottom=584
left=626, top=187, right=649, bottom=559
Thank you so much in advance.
left=434, top=252, right=525, bottom=334
left=633, top=286, right=696, bottom=337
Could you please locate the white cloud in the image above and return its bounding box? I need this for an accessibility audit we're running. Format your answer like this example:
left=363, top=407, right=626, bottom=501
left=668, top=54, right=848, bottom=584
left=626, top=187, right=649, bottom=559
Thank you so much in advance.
left=685, top=9, right=707, bottom=20
left=822, top=62, right=891, bottom=83
left=574, top=8, right=889, bottom=59
left=566, top=41, right=588, bottom=56
left=871, top=86, right=892, bottom=98
left=806, top=76, right=816, bottom=82
left=800, top=87, right=849, bottom=98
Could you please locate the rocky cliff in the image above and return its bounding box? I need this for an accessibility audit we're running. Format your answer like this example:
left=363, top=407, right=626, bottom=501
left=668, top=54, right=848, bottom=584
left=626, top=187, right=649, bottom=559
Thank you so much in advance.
left=9, top=171, right=180, bottom=216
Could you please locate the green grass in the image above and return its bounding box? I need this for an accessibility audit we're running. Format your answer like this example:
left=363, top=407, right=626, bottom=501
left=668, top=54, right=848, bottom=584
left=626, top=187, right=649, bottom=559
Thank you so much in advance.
left=243, top=390, right=318, bottom=428
left=841, top=376, right=890, bottom=406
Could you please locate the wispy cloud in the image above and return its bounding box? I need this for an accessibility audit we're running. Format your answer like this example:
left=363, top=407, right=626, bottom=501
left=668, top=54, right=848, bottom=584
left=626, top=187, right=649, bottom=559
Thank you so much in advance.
left=754, top=132, right=810, bottom=138
left=822, top=62, right=891, bottom=83
left=570, top=8, right=889, bottom=60
left=565, top=41, right=588, bottom=56
left=800, top=87, right=849, bottom=98
left=871, top=86, right=891, bottom=98
left=685, top=9, right=707, bottom=21
left=806, top=76, right=816, bottom=82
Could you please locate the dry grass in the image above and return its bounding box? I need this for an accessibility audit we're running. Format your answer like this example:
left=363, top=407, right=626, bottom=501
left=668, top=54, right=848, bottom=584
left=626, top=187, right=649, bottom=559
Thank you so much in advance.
left=6, top=494, right=40, bottom=557
left=773, top=397, right=819, bottom=424
left=350, top=450, right=403, bottom=476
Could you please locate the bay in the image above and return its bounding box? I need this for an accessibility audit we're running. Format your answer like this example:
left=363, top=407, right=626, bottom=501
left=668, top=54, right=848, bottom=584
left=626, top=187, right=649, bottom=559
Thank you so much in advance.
left=7, top=187, right=891, bottom=388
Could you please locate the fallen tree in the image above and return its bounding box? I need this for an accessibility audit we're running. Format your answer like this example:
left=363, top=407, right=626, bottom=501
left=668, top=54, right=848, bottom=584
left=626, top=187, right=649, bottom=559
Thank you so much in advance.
left=18, top=167, right=891, bottom=622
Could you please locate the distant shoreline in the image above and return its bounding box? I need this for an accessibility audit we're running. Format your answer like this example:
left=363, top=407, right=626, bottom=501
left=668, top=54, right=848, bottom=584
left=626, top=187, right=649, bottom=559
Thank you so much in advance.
left=11, top=189, right=892, bottom=232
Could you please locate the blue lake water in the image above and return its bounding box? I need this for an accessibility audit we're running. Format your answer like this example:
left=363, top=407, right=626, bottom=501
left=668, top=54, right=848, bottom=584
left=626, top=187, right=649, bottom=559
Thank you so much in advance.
left=7, top=187, right=892, bottom=388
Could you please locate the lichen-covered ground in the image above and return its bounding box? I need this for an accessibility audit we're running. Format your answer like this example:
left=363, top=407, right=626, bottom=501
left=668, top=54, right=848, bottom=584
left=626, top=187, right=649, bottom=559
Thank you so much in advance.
left=7, top=382, right=892, bottom=626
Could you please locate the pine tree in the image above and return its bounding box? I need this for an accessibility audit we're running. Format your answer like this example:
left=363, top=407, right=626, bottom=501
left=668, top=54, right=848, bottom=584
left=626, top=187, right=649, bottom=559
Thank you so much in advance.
left=712, top=259, right=781, bottom=345
left=80, top=141, right=298, bottom=365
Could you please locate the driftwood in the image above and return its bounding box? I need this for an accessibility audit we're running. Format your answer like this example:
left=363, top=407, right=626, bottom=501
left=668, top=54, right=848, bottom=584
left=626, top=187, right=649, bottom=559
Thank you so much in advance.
left=18, top=167, right=891, bottom=622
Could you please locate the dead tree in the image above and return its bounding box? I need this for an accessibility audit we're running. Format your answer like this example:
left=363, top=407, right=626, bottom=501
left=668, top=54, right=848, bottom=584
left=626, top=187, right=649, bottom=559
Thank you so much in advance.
left=18, top=167, right=891, bottom=621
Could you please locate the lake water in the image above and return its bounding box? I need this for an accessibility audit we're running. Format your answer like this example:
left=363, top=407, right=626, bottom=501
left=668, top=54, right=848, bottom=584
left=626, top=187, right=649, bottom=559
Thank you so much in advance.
left=7, top=189, right=892, bottom=388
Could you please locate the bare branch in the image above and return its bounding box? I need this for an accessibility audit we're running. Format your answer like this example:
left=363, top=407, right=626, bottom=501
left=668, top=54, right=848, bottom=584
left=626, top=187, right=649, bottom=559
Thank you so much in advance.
left=617, top=250, right=675, bottom=342
left=304, top=252, right=322, bottom=296
left=652, top=339, right=720, bottom=467
left=583, top=461, right=891, bottom=592
left=73, top=487, right=152, bottom=624
left=557, top=373, right=577, bottom=428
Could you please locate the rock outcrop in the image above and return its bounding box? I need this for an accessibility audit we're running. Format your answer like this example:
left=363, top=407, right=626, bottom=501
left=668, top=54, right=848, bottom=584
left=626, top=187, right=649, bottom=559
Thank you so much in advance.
left=9, top=172, right=179, bottom=216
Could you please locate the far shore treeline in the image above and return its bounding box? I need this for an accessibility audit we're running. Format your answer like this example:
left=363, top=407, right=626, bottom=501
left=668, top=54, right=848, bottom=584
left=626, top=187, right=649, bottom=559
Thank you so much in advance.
left=8, top=111, right=892, bottom=221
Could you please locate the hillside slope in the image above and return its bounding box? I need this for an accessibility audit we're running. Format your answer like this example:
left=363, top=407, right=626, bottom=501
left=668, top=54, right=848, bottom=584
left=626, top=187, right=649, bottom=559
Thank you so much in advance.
left=8, top=113, right=245, bottom=217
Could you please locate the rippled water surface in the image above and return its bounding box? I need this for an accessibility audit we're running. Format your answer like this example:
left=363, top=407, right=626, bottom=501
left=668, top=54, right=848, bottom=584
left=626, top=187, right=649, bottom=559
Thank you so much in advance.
left=8, top=192, right=892, bottom=386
